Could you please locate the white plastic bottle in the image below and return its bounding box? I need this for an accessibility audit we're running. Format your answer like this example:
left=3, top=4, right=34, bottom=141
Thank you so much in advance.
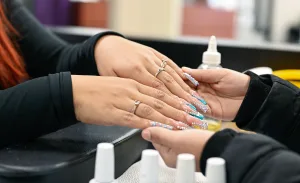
left=205, top=157, right=226, bottom=183
left=198, top=36, right=222, bottom=131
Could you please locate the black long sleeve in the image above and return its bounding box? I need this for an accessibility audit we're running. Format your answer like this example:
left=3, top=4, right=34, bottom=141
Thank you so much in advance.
left=234, top=71, right=300, bottom=153
left=0, top=0, right=122, bottom=147
left=200, top=129, right=300, bottom=183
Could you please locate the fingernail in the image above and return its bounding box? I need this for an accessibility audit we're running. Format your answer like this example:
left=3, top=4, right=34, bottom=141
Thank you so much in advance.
left=142, top=130, right=151, bottom=141
left=184, top=73, right=199, bottom=87
left=177, top=126, right=189, bottom=130
left=190, top=97, right=209, bottom=113
left=191, top=91, right=207, bottom=105
left=192, top=121, right=208, bottom=130
left=188, top=111, right=204, bottom=120
left=150, top=121, right=174, bottom=130
left=178, top=98, right=198, bottom=113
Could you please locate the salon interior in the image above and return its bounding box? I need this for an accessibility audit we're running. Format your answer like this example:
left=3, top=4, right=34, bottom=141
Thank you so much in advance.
left=1, top=0, right=300, bottom=183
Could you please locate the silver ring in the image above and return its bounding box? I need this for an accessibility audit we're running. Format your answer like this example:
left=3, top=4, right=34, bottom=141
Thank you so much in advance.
left=160, top=59, right=167, bottom=68
left=131, top=100, right=141, bottom=114
left=155, top=67, right=165, bottom=77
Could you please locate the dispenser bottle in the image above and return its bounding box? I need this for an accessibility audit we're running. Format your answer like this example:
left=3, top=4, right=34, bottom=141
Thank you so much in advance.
left=198, top=36, right=222, bottom=132
left=205, top=157, right=226, bottom=183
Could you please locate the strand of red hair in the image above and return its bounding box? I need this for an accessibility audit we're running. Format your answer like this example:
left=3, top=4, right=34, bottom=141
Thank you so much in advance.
left=0, top=2, right=28, bottom=88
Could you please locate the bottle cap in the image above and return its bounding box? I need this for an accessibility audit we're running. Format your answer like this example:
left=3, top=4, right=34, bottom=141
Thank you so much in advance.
left=94, top=143, right=115, bottom=183
left=140, top=149, right=159, bottom=183
left=175, top=154, right=196, bottom=183
left=202, top=36, right=221, bottom=65
left=205, top=157, right=226, bottom=183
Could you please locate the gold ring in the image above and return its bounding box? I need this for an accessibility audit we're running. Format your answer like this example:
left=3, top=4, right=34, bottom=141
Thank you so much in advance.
left=131, top=100, right=141, bottom=114
left=161, top=59, right=167, bottom=68
left=155, top=67, right=165, bottom=77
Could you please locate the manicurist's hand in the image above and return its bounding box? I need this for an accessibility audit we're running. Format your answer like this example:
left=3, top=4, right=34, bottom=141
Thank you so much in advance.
left=93, top=36, right=209, bottom=113
left=142, top=127, right=214, bottom=171
left=71, top=76, right=203, bottom=129
left=182, top=67, right=250, bottom=121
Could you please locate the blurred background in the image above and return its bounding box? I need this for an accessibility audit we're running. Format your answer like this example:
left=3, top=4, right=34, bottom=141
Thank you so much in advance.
left=21, top=0, right=300, bottom=45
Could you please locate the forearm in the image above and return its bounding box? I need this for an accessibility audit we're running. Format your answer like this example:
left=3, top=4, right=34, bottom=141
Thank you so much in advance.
left=0, top=72, right=77, bottom=147
left=201, top=129, right=300, bottom=183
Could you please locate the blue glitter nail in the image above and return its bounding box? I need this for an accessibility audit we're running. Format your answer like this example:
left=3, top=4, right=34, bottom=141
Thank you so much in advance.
left=192, top=93, right=207, bottom=105
left=189, top=112, right=204, bottom=120
left=186, top=103, right=197, bottom=111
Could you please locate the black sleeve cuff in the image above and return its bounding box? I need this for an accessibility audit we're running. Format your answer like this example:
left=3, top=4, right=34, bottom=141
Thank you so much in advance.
left=80, top=31, right=124, bottom=75
left=234, top=71, right=272, bottom=128
left=200, top=129, right=237, bottom=174
left=48, top=72, right=77, bottom=128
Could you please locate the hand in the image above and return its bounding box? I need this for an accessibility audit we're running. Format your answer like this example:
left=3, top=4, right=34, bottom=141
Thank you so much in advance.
left=142, top=127, right=214, bottom=171
left=71, top=76, right=203, bottom=129
left=182, top=67, right=250, bottom=121
left=94, top=36, right=206, bottom=112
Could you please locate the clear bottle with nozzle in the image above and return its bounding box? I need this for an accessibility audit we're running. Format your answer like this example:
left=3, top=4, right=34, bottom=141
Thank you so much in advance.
left=198, top=36, right=222, bottom=132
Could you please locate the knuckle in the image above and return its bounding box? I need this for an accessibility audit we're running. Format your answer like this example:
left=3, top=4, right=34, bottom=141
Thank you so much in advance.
left=163, top=74, right=175, bottom=84
left=174, top=111, right=185, bottom=121
left=123, top=113, right=135, bottom=123
left=168, top=68, right=177, bottom=75
left=154, top=89, right=166, bottom=99
left=141, top=105, right=153, bottom=117
left=133, top=64, right=143, bottom=74
left=152, top=79, right=165, bottom=89
left=153, top=99, right=164, bottom=110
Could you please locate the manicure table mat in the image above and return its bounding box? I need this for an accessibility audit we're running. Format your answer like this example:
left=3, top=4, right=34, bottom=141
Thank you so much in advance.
left=0, top=123, right=150, bottom=183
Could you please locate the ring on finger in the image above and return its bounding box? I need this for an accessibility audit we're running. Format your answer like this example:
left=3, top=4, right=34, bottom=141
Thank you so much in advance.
left=160, top=59, right=168, bottom=68
left=131, top=100, right=141, bottom=114
left=155, top=67, right=165, bottom=78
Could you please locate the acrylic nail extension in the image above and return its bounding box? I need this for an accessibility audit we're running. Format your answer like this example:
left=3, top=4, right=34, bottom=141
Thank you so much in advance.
left=191, top=98, right=209, bottom=113
left=176, top=121, right=192, bottom=129
left=150, top=121, right=174, bottom=130
left=191, top=91, right=207, bottom=105
left=184, top=73, right=199, bottom=87
left=177, top=126, right=188, bottom=130
left=192, top=122, right=208, bottom=130
left=189, top=111, right=204, bottom=120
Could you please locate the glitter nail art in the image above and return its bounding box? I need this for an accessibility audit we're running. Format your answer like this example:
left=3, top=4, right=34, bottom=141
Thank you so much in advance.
left=184, top=73, right=199, bottom=86
left=191, top=91, right=207, bottom=105
left=177, top=126, right=188, bottom=130
left=192, top=99, right=209, bottom=113
left=150, top=121, right=174, bottom=130
left=192, top=122, right=208, bottom=130
left=189, top=111, right=205, bottom=120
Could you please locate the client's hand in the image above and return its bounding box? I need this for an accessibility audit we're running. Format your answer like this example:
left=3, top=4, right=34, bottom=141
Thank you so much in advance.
left=71, top=76, right=203, bottom=129
left=183, top=67, right=250, bottom=121
left=94, top=36, right=207, bottom=112
left=142, top=127, right=214, bottom=171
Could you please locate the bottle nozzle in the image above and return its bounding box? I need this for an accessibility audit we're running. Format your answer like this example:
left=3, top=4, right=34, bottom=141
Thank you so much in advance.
left=207, top=36, right=217, bottom=52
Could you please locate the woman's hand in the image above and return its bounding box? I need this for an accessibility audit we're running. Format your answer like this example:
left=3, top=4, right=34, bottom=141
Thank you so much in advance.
left=183, top=67, right=250, bottom=121
left=93, top=36, right=207, bottom=112
left=142, top=127, right=214, bottom=171
left=71, top=75, right=203, bottom=129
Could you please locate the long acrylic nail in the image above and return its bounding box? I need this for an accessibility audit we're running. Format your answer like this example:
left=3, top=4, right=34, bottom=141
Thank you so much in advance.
left=190, top=97, right=209, bottom=113
left=192, top=121, right=208, bottom=130
left=191, top=91, right=207, bottom=105
left=188, top=111, right=204, bottom=120
left=150, top=121, right=174, bottom=130
left=184, top=73, right=199, bottom=87
left=179, top=98, right=198, bottom=113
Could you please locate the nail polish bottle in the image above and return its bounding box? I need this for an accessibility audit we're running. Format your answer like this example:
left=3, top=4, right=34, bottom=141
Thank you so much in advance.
left=205, top=157, right=226, bottom=183
left=140, top=150, right=159, bottom=183
left=197, top=35, right=222, bottom=132
left=89, top=143, right=116, bottom=183
left=175, top=154, right=196, bottom=183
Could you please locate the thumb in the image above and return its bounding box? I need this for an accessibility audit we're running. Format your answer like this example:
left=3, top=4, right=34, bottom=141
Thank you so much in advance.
left=142, top=127, right=177, bottom=147
left=182, top=67, right=223, bottom=84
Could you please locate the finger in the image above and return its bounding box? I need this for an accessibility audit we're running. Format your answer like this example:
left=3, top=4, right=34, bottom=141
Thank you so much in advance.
left=130, top=67, right=173, bottom=96
left=151, top=53, right=192, bottom=93
left=149, top=64, right=190, bottom=101
left=138, top=93, right=190, bottom=125
left=152, top=49, right=185, bottom=79
left=142, top=127, right=178, bottom=147
left=134, top=102, right=179, bottom=128
left=182, top=67, right=225, bottom=83
left=110, top=108, right=151, bottom=129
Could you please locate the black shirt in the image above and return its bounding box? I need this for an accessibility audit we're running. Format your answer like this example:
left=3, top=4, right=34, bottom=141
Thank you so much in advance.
left=0, top=0, right=120, bottom=147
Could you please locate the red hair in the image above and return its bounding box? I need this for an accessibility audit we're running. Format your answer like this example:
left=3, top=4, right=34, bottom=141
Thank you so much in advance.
left=0, top=2, right=28, bottom=88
